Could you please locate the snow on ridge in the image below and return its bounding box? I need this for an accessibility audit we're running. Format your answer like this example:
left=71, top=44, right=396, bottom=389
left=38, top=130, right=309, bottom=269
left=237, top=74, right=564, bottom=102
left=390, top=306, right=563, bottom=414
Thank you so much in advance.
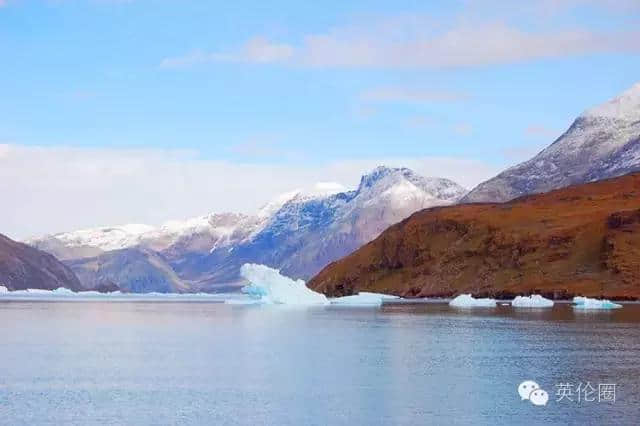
left=582, top=82, right=640, bottom=121
left=29, top=166, right=467, bottom=256
left=50, top=223, right=156, bottom=251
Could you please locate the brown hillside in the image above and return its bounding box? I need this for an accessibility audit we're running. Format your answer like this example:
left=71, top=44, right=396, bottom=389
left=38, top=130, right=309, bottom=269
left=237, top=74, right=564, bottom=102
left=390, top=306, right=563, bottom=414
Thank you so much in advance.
left=0, top=233, right=82, bottom=291
left=308, top=173, right=640, bottom=300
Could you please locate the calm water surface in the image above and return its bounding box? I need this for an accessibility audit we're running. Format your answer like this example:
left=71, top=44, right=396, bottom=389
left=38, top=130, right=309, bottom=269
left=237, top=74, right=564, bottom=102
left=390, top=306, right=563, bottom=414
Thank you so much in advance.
left=1, top=301, right=639, bottom=425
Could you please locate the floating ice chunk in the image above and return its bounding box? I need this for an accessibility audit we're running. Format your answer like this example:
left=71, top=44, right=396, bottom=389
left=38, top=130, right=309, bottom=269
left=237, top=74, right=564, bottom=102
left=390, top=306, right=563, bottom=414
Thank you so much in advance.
left=511, top=295, right=554, bottom=308
left=237, top=263, right=329, bottom=305
left=572, top=296, right=622, bottom=310
left=331, top=292, right=399, bottom=306
left=449, top=294, right=497, bottom=308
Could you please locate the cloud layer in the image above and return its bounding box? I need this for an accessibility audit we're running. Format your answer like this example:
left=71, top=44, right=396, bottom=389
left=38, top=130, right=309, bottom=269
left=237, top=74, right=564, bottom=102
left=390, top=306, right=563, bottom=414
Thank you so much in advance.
left=0, top=144, right=500, bottom=240
left=162, top=19, right=640, bottom=70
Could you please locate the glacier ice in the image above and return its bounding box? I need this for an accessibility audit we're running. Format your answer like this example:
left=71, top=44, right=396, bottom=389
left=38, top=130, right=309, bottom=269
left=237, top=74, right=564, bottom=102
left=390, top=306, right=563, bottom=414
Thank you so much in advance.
left=234, top=264, right=398, bottom=306
left=0, top=285, right=225, bottom=300
left=511, top=295, right=554, bottom=308
left=572, top=296, right=622, bottom=310
left=237, top=263, right=329, bottom=305
left=449, top=294, right=497, bottom=308
left=331, top=292, right=399, bottom=306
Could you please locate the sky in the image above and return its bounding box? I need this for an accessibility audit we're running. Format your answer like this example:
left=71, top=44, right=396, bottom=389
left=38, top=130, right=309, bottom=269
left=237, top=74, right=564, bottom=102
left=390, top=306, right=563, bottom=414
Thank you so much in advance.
left=1, top=0, right=639, bottom=239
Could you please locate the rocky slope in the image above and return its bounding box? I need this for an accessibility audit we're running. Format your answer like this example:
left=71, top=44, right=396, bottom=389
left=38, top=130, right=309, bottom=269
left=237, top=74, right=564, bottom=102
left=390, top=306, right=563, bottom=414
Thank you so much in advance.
left=462, top=82, right=640, bottom=203
left=28, top=166, right=467, bottom=292
left=309, top=173, right=640, bottom=300
left=0, top=233, right=82, bottom=291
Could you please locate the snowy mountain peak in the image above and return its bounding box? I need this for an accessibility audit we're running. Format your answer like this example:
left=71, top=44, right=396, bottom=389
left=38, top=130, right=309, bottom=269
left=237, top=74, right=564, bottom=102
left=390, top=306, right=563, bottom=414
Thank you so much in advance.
left=582, top=82, right=640, bottom=121
left=357, top=166, right=413, bottom=190
left=257, top=190, right=303, bottom=219
left=357, top=166, right=466, bottom=203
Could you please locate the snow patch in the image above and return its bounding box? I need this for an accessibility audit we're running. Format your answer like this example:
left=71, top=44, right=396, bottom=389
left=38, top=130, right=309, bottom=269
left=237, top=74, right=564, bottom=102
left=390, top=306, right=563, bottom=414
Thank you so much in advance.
left=449, top=294, right=497, bottom=308
left=511, top=295, right=554, bottom=308
left=50, top=223, right=156, bottom=251
left=583, top=82, right=640, bottom=121
left=572, top=296, right=622, bottom=310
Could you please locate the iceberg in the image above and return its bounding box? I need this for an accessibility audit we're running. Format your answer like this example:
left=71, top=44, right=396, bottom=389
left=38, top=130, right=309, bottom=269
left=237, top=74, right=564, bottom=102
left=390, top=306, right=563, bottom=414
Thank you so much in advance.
left=331, top=292, right=399, bottom=306
left=511, top=295, right=554, bottom=308
left=449, top=294, right=497, bottom=308
left=572, top=296, right=622, bottom=310
left=236, top=263, right=329, bottom=305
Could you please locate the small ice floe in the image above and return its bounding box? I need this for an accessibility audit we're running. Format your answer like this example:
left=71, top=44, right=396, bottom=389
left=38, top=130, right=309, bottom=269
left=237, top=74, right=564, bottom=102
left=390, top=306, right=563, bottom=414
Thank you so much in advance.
left=331, top=292, right=399, bottom=306
left=572, top=296, right=622, bottom=310
left=449, top=294, right=497, bottom=308
left=511, top=295, right=554, bottom=308
left=234, top=263, right=329, bottom=305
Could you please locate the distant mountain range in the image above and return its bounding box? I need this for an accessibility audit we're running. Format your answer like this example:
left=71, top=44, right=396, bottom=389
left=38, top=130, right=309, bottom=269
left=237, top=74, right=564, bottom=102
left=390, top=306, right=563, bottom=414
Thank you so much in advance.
left=28, top=167, right=466, bottom=292
left=309, top=173, right=640, bottom=300
left=462, top=82, right=640, bottom=202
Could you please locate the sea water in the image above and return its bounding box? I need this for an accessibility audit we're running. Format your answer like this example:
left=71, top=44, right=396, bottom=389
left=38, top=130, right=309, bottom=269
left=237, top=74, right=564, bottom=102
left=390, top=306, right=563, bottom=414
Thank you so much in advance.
left=1, top=300, right=639, bottom=425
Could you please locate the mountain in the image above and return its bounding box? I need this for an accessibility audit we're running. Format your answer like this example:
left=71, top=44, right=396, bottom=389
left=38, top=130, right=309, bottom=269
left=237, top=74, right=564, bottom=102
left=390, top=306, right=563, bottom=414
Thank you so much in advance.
left=462, top=82, right=640, bottom=203
left=172, top=166, right=467, bottom=288
left=308, top=173, right=640, bottom=300
left=0, top=233, right=82, bottom=291
left=27, top=166, right=467, bottom=292
left=67, top=248, right=189, bottom=293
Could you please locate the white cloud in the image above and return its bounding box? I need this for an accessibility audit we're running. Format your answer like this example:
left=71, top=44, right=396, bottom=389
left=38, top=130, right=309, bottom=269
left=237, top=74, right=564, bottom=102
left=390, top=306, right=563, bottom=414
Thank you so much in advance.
left=360, top=87, right=470, bottom=103
left=165, top=18, right=640, bottom=69
left=0, top=145, right=500, bottom=240
left=161, top=37, right=294, bottom=69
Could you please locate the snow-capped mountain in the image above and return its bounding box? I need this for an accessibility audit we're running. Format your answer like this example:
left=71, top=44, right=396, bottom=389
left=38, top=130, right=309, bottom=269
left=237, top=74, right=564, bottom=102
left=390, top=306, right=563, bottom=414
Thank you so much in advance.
left=30, top=213, right=260, bottom=260
left=462, top=82, right=640, bottom=203
left=28, top=166, right=466, bottom=292
left=179, top=166, right=467, bottom=287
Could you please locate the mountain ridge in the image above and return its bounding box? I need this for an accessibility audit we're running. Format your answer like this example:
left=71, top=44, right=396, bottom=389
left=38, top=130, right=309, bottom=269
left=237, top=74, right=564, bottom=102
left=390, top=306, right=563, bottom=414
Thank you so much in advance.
left=462, top=82, right=640, bottom=203
left=28, top=166, right=467, bottom=292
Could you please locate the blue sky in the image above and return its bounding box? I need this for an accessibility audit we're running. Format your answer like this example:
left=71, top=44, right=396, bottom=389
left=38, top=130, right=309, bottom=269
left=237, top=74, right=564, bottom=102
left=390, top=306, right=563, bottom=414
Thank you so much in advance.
left=1, top=0, right=639, bottom=238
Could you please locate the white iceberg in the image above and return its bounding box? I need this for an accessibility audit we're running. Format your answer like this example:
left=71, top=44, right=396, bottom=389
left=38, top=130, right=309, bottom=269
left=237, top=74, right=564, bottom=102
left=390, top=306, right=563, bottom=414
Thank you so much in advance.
left=331, top=292, right=399, bottom=306
left=449, top=294, right=497, bottom=308
left=511, top=295, right=554, bottom=308
left=236, top=263, right=329, bottom=305
left=572, top=296, right=622, bottom=310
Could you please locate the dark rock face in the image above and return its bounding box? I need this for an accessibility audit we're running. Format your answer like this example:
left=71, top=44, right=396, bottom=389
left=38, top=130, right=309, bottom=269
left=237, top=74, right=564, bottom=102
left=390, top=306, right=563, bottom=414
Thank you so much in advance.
left=0, top=233, right=82, bottom=291
left=309, top=173, right=640, bottom=300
